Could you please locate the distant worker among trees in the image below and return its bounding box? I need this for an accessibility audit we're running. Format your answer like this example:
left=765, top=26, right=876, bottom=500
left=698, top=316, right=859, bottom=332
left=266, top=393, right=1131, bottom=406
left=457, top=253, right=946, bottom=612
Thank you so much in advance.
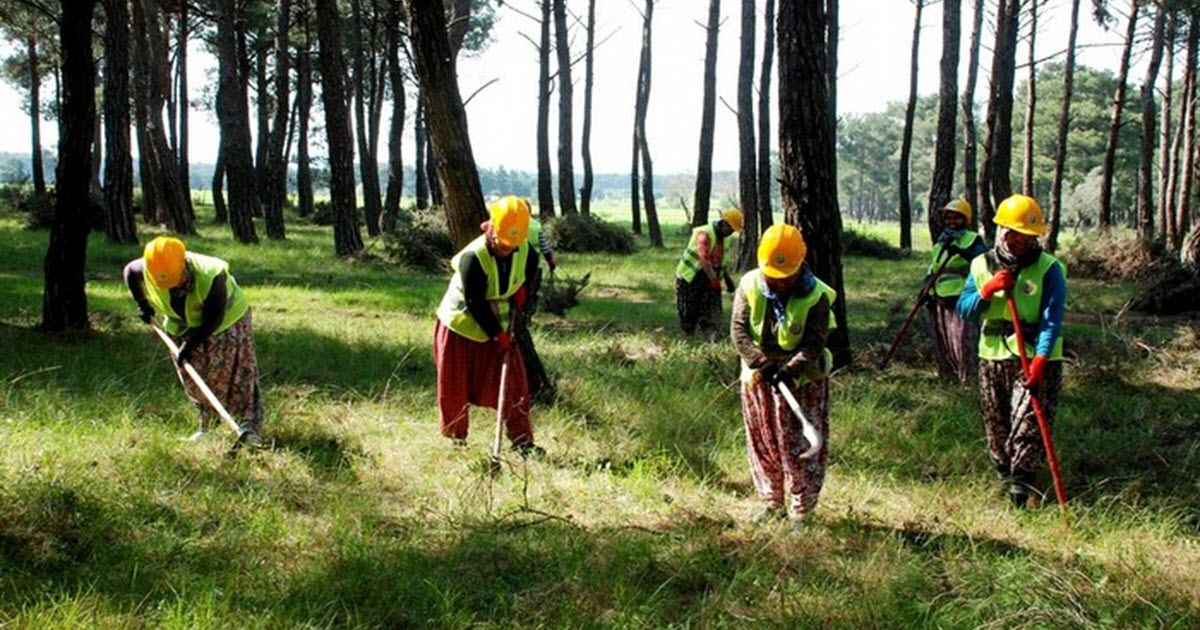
left=675, top=208, right=742, bottom=340
left=926, top=198, right=987, bottom=382
left=957, top=194, right=1067, bottom=508
left=124, top=237, right=264, bottom=446
left=731, top=224, right=835, bottom=526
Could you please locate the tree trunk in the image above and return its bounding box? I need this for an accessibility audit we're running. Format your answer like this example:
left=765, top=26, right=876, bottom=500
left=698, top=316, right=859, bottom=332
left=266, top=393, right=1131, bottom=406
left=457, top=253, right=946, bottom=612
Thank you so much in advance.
left=382, top=0, right=406, bottom=231
left=635, top=0, right=661, bottom=247
left=778, top=0, right=849, bottom=366
left=255, top=28, right=270, bottom=202
left=979, top=0, right=1020, bottom=241
left=91, top=104, right=103, bottom=194
left=552, top=0, right=578, bottom=215
left=1162, top=10, right=1180, bottom=247
left=103, top=0, right=137, bottom=244
left=1136, top=4, right=1166, bottom=242
left=961, top=0, right=983, bottom=230
left=425, top=118, right=443, bottom=206
left=692, top=0, right=720, bottom=227
left=414, top=96, right=428, bottom=209
left=927, top=0, right=959, bottom=242
left=447, top=0, right=472, bottom=56
left=1176, top=12, right=1198, bottom=252
left=215, top=0, right=260, bottom=243
left=630, top=124, right=640, bottom=233
left=826, top=0, right=838, bottom=208
left=404, top=0, right=488, bottom=250
left=264, top=0, right=291, bottom=240
left=1020, top=0, right=1037, bottom=196
left=351, top=0, right=383, bottom=236
left=898, top=0, right=922, bottom=251
left=537, top=0, right=554, bottom=219
left=756, top=0, right=776, bottom=231
left=580, top=0, right=596, bottom=215
left=1099, top=0, right=1140, bottom=230
left=1047, top=0, right=1081, bottom=253
left=178, top=0, right=190, bottom=200
left=297, top=1, right=314, bottom=217
left=28, top=36, right=46, bottom=197
left=43, top=0, right=97, bottom=332
left=736, top=0, right=758, bottom=269
left=212, top=141, right=228, bottom=223
left=316, top=0, right=365, bottom=255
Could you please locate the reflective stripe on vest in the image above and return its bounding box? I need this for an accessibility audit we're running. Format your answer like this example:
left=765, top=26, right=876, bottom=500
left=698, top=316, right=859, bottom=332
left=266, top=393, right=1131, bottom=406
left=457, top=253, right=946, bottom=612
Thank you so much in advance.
left=142, top=253, right=249, bottom=336
left=930, top=231, right=980, bottom=298
left=675, top=224, right=723, bottom=282
left=969, top=252, right=1066, bottom=362
left=436, top=235, right=530, bottom=342
left=738, top=269, right=837, bottom=386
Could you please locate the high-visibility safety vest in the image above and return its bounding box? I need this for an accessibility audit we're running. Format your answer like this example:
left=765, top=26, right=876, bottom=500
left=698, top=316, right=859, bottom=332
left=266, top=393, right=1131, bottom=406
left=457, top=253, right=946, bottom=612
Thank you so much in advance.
left=142, top=252, right=249, bottom=337
left=738, top=269, right=837, bottom=386
left=969, top=252, right=1066, bottom=362
left=930, top=230, right=980, bottom=298
left=675, top=223, right=724, bottom=282
left=436, top=235, right=530, bottom=342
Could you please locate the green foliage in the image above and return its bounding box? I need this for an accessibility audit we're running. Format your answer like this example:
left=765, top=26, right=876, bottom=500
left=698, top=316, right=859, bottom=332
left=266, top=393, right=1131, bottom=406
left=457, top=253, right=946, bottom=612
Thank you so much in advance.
left=544, top=213, right=635, bottom=254
left=842, top=227, right=909, bottom=259
left=379, top=208, right=454, bottom=271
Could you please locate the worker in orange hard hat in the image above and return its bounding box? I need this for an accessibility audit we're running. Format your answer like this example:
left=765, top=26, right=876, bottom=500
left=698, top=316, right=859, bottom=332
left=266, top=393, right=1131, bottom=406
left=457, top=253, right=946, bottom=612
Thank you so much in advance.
left=730, top=224, right=836, bottom=527
left=925, top=197, right=987, bottom=382
left=675, top=208, right=742, bottom=341
left=957, top=194, right=1067, bottom=508
left=124, top=237, right=263, bottom=445
left=434, top=196, right=544, bottom=457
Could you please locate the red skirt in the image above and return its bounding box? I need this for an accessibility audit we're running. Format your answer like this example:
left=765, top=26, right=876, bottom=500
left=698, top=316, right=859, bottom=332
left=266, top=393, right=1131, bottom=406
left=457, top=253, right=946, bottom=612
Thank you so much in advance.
left=433, top=320, right=532, bottom=444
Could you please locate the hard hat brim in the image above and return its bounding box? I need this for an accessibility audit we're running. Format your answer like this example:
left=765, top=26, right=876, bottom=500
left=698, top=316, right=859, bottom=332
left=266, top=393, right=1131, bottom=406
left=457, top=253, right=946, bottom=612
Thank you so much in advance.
left=761, top=264, right=799, bottom=279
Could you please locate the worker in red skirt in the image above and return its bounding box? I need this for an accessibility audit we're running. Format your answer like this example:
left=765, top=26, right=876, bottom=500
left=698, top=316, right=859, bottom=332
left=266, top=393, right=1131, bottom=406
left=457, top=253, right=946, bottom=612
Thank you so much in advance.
left=433, top=196, right=544, bottom=457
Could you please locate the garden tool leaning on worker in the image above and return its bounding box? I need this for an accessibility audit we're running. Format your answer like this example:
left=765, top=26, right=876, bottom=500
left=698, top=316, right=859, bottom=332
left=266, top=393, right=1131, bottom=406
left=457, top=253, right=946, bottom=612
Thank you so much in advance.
left=924, top=197, right=987, bottom=382
left=433, top=195, right=544, bottom=458
left=956, top=194, right=1067, bottom=508
left=124, top=237, right=264, bottom=446
left=731, top=224, right=836, bottom=527
left=676, top=208, right=743, bottom=341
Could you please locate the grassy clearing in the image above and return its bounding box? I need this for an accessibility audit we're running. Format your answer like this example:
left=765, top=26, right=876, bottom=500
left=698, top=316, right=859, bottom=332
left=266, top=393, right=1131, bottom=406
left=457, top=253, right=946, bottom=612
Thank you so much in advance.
left=0, top=204, right=1197, bottom=628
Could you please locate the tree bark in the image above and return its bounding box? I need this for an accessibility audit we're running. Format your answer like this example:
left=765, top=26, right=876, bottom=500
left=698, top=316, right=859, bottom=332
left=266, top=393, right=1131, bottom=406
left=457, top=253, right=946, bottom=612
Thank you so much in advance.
left=28, top=36, right=46, bottom=197
left=898, top=0, right=922, bottom=251
left=553, top=0, right=577, bottom=215
left=212, top=141, right=228, bottom=223
left=635, top=0, right=661, bottom=247
left=382, top=0, right=406, bottom=231
left=979, top=0, right=1020, bottom=241
left=254, top=27, right=270, bottom=202
left=214, top=0, right=259, bottom=243
left=1136, top=4, right=1166, bottom=242
left=296, top=0, right=314, bottom=217
left=43, top=0, right=97, bottom=332
left=351, top=0, right=383, bottom=236
left=1176, top=12, right=1198, bottom=252
left=580, top=0, right=596, bottom=215
left=927, top=0, right=959, bottom=242
left=630, top=124, right=640, bottom=233
left=1020, top=0, right=1037, bottom=196
left=91, top=99, right=103, bottom=194
left=778, top=0, right=849, bottom=366
left=178, top=0, right=190, bottom=200
left=316, top=0, right=365, bottom=255
left=756, top=0, right=776, bottom=231
left=1161, top=10, right=1180, bottom=247
left=736, top=0, right=759, bottom=269
left=692, top=0, right=721, bottom=227
left=1099, top=0, right=1140, bottom=230
left=961, top=0, right=983, bottom=230
left=537, top=0, right=554, bottom=219
left=404, top=0, right=488, bottom=249
left=1047, top=0, right=1081, bottom=253
left=826, top=0, right=838, bottom=207
left=264, top=0, right=291, bottom=240
left=103, top=0, right=137, bottom=244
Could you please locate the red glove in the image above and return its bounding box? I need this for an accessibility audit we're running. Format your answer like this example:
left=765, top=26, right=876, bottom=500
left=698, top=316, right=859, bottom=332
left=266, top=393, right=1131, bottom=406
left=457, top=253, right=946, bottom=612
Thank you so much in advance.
left=980, top=269, right=1015, bottom=300
left=495, top=331, right=512, bottom=355
left=709, top=276, right=721, bottom=291
left=512, top=286, right=527, bottom=310
left=1026, top=355, right=1048, bottom=390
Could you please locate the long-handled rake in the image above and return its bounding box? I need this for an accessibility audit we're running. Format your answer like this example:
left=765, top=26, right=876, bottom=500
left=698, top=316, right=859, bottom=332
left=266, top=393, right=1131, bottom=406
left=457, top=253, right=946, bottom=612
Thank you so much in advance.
left=1005, top=297, right=1069, bottom=522
left=774, top=380, right=823, bottom=460
left=151, top=324, right=253, bottom=457
left=489, top=309, right=520, bottom=476
left=880, top=251, right=955, bottom=369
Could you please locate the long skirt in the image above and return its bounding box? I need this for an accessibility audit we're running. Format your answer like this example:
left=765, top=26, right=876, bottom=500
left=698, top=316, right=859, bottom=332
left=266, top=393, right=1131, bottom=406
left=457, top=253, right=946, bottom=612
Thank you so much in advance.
left=172, top=310, right=263, bottom=430
left=978, top=358, right=1063, bottom=477
left=676, top=276, right=722, bottom=340
left=741, top=376, right=830, bottom=519
left=927, top=296, right=979, bottom=383
left=433, top=320, right=532, bottom=445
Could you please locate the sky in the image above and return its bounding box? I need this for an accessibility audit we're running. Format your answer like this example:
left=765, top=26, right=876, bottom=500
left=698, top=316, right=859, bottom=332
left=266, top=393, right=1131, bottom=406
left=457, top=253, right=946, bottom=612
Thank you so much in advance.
left=0, top=0, right=1153, bottom=175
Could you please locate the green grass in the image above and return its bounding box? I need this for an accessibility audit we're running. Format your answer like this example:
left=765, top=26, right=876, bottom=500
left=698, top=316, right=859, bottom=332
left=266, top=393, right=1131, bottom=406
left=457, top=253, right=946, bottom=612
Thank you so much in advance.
left=1, top=204, right=1198, bottom=628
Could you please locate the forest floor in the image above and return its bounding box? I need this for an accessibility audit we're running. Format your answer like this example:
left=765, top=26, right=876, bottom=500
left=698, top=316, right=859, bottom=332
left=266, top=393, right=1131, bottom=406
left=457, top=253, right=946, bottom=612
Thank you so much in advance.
left=0, top=202, right=1198, bottom=628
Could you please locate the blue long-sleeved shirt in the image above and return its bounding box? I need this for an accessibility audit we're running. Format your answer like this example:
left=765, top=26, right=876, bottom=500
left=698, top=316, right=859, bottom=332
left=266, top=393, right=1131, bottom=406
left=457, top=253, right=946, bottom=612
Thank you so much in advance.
left=957, top=260, right=1066, bottom=357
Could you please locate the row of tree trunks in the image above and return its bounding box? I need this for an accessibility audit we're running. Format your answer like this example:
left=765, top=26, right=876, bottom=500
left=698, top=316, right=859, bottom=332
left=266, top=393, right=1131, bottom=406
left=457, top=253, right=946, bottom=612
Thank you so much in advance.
left=755, top=0, right=776, bottom=233
left=898, top=0, right=922, bottom=251
left=103, top=0, right=137, bottom=244
left=42, top=0, right=97, bottom=332
left=1136, top=5, right=1166, bottom=242
left=580, top=0, right=597, bottom=215
left=352, top=0, right=383, bottom=236
left=553, top=0, right=578, bottom=215
left=960, top=0, right=983, bottom=230
left=382, top=0, right=407, bottom=232
left=1098, top=0, right=1140, bottom=231
left=926, top=0, right=960, bottom=242
left=735, top=0, right=758, bottom=269
left=691, top=0, right=721, bottom=227
left=1047, top=0, right=1082, bottom=253
left=979, top=0, right=1020, bottom=242
left=215, top=0, right=259, bottom=243
left=264, top=0, right=292, bottom=240
left=537, top=0, right=555, bottom=219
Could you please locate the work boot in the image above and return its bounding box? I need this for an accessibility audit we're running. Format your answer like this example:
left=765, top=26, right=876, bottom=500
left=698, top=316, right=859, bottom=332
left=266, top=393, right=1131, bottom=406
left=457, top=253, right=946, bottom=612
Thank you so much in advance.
left=1009, top=471, right=1034, bottom=509
left=513, top=441, right=546, bottom=459
left=239, top=424, right=264, bottom=449
left=451, top=438, right=468, bottom=448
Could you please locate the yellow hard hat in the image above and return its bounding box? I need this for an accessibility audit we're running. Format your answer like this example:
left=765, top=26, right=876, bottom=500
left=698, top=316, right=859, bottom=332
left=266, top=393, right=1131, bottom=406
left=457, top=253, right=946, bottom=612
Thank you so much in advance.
left=757, top=224, right=807, bottom=279
left=993, top=194, right=1045, bottom=236
left=720, top=208, right=744, bottom=233
left=143, top=236, right=186, bottom=289
left=942, top=197, right=973, bottom=222
left=490, top=195, right=531, bottom=248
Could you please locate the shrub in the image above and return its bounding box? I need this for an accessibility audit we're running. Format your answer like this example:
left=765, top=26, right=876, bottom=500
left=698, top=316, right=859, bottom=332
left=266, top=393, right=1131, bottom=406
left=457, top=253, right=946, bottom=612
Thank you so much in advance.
left=1061, top=231, right=1175, bottom=282
left=380, top=208, right=454, bottom=271
left=544, top=214, right=635, bottom=254
left=540, top=271, right=590, bottom=316
left=842, top=228, right=908, bottom=259
left=311, top=200, right=334, bottom=226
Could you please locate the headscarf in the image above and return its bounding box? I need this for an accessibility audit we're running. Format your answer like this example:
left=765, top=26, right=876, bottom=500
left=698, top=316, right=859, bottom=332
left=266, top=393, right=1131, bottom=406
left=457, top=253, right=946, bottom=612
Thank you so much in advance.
left=759, top=264, right=817, bottom=326
left=993, top=226, right=1042, bottom=271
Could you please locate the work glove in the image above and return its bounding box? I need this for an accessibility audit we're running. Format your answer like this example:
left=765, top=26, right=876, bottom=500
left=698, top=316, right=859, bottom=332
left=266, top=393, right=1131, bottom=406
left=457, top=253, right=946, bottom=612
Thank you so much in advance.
left=175, top=339, right=195, bottom=367
left=138, top=303, right=155, bottom=324
left=1026, top=355, right=1048, bottom=390
left=709, top=276, right=721, bottom=291
left=495, top=331, right=513, bottom=356
left=768, top=365, right=793, bottom=385
left=511, top=286, right=528, bottom=311
left=758, top=361, right=781, bottom=384
left=980, top=269, right=1016, bottom=301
